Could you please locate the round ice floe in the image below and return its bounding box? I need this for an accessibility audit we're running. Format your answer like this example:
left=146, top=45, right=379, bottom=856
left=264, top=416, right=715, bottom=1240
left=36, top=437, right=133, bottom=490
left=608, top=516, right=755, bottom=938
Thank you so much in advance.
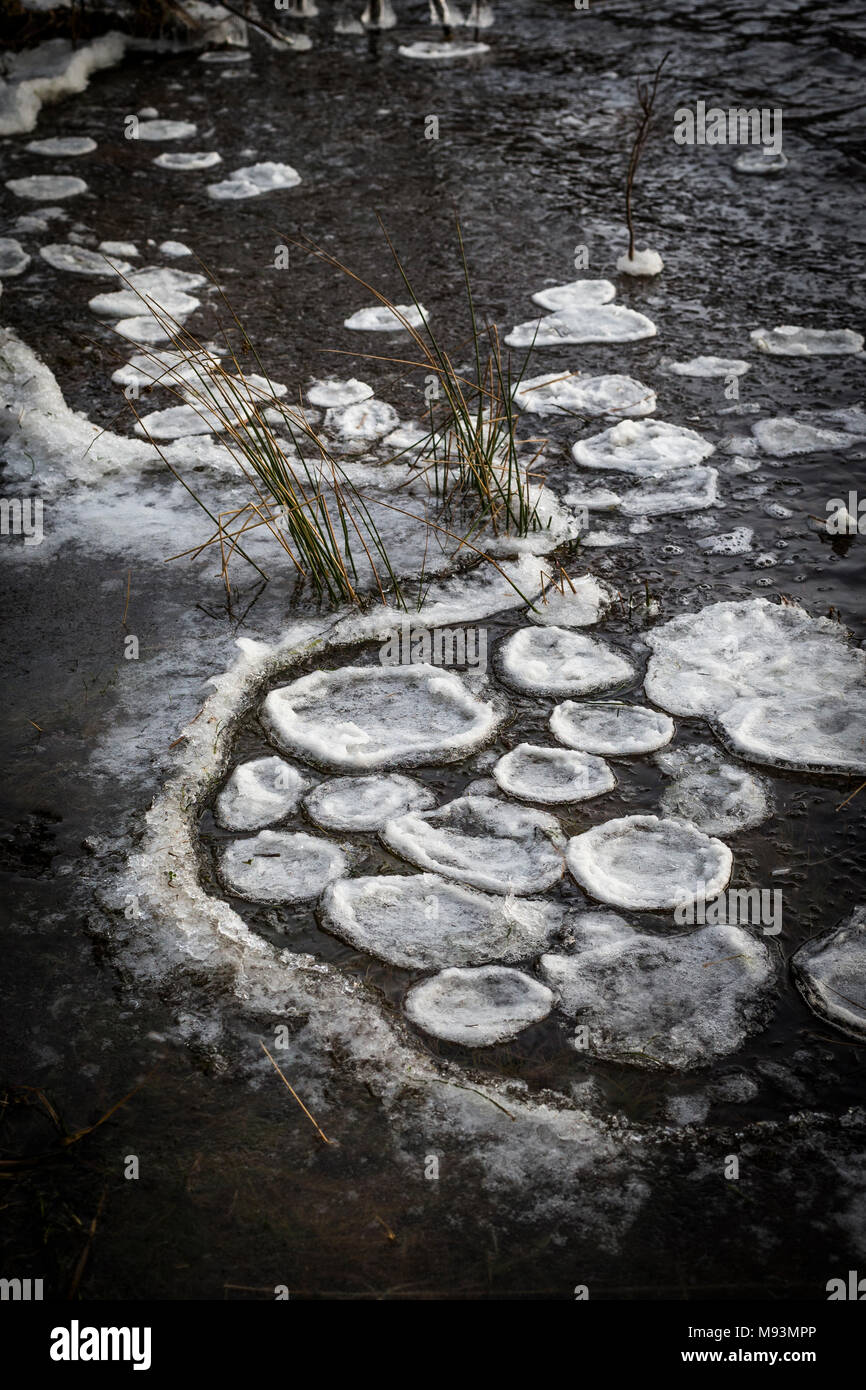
left=39, top=243, right=131, bottom=276
left=735, top=149, right=788, bottom=173
left=214, top=755, right=310, bottom=830
left=530, top=280, right=616, bottom=311
left=504, top=304, right=657, bottom=348
left=513, top=371, right=655, bottom=418
left=527, top=573, right=618, bottom=628
left=262, top=664, right=502, bottom=772
left=343, top=304, right=429, bottom=331
left=89, top=285, right=200, bottom=318
left=306, top=377, right=373, bottom=408
left=717, top=694, right=866, bottom=775
left=493, top=743, right=615, bottom=804
left=0, top=239, right=30, bottom=277
left=660, top=733, right=766, bottom=817
left=114, top=315, right=173, bottom=344
left=615, top=247, right=663, bottom=276
left=752, top=416, right=856, bottom=456
left=99, top=240, right=138, bottom=258
left=404, top=965, right=553, bottom=1045
left=217, top=828, right=346, bottom=903
left=207, top=162, right=302, bottom=199
left=320, top=874, right=561, bottom=969
left=398, top=41, right=490, bottom=60
left=6, top=175, right=87, bottom=200
left=303, top=774, right=436, bottom=831
left=572, top=419, right=714, bottom=475
left=160, top=240, right=192, bottom=257
left=324, top=398, right=399, bottom=442
left=154, top=151, right=222, bottom=169
left=566, top=815, right=732, bottom=911
left=497, top=627, right=634, bottom=697
left=644, top=599, right=866, bottom=730
left=792, top=906, right=866, bottom=1041
left=136, top=119, right=198, bottom=140
left=540, top=911, right=774, bottom=1070
left=568, top=466, right=718, bottom=517
left=381, top=795, right=566, bottom=895
left=668, top=356, right=749, bottom=378
left=750, top=325, right=863, bottom=356
left=25, top=135, right=97, bottom=156
left=550, top=701, right=674, bottom=756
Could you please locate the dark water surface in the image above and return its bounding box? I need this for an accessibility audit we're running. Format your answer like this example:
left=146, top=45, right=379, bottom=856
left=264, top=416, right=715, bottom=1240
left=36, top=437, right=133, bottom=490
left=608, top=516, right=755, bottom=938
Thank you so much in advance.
left=1, top=0, right=865, bottom=1299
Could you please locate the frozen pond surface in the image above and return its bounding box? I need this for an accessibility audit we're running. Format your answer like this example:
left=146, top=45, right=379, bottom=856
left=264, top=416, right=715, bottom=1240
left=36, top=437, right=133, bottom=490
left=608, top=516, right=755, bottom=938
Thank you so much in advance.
left=1, top=0, right=865, bottom=1301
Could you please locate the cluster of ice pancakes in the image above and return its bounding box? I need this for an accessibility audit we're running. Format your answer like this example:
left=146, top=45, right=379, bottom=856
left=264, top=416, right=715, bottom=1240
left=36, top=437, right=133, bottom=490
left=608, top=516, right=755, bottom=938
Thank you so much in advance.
left=202, top=595, right=866, bottom=1064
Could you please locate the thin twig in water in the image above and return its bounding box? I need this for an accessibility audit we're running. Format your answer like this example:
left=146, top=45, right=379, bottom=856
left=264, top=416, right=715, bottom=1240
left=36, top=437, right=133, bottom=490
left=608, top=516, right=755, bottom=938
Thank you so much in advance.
left=260, top=1040, right=332, bottom=1144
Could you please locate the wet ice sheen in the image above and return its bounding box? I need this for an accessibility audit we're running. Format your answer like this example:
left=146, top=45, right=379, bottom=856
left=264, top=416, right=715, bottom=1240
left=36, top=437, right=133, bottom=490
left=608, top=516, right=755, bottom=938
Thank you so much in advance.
left=262, top=664, right=502, bottom=771
left=217, top=828, right=346, bottom=903
left=540, top=910, right=774, bottom=1069
left=320, top=874, right=561, bottom=969
left=792, top=906, right=866, bottom=1041
left=404, top=966, right=554, bottom=1045
left=497, top=626, right=634, bottom=696
left=381, top=794, right=566, bottom=895
left=566, top=814, right=732, bottom=911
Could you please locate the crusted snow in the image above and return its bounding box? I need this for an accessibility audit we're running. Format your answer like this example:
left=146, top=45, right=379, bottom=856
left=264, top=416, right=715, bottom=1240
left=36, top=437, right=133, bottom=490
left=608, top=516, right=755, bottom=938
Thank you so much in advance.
left=404, top=965, right=553, bottom=1045
left=320, top=873, right=561, bottom=969
left=262, top=664, right=503, bottom=771
left=550, top=701, right=674, bottom=756
left=505, top=304, right=657, bottom=348
left=656, top=744, right=771, bottom=836
left=566, top=814, right=732, bottom=911
left=217, top=828, right=346, bottom=904
left=750, top=325, right=864, bottom=356
left=303, top=774, right=436, bottom=831
left=792, top=906, right=866, bottom=1041
left=513, top=371, right=656, bottom=418
left=207, top=162, right=302, bottom=199
left=6, top=174, right=87, bottom=200
left=214, top=755, right=310, bottom=830
left=526, top=573, right=618, bottom=628
left=572, top=419, right=714, bottom=475
left=540, top=911, right=774, bottom=1069
left=497, top=626, right=634, bottom=696
left=530, top=280, right=616, bottom=311
left=493, top=743, right=615, bottom=804
left=668, top=356, right=750, bottom=378
left=343, top=304, right=429, bottom=331
left=381, top=794, right=566, bottom=895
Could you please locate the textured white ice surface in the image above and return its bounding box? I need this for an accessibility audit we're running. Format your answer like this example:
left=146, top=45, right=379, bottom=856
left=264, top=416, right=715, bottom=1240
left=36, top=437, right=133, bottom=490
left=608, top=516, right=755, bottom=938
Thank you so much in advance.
left=404, top=966, right=554, bottom=1045
left=306, top=377, right=373, bottom=408
left=541, top=911, right=774, bottom=1069
left=668, top=356, right=749, bottom=378
left=567, top=466, right=718, bottom=517
left=207, top=162, right=301, bottom=199
left=792, top=906, right=866, bottom=1041
left=154, top=150, right=222, bottom=169
left=0, top=239, right=31, bottom=276
left=493, top=743, right=615, bottom=803
left=6, top=174, right=86, bottom=199
left=530, top=280, right=616, bottom=311
left=566, top=814, right=732, bottom=911
left=136, top=119, right=197, bottom=140
left=497, top=626, right=634, bottom=696
left=718, top=694, right=866, bottom=775
left=526, top=574, right=618, bottom=628
left=752, top=416, right=858, bottom=456
left=550, top=702, right=674, bottom=756
left=656, top=744, right=770, bottom=836
left=505, top=304, right=657, bottom=347
left=513, top=371, right=655, bottom=418
left=381, top=794, right=566, bottom=895
left=750, top=325, right=863, bottom=356
left=262, top=664, right=502, bottom=771
left=39, top=242, right=131, bottom=275
left=398, top=41, right=490, bottom=60
left=214, top=756, right=310, bottom=830
left=26, top=135, right=96, bottom=155
left=320, top=873, right=561, bottom=969
left=217, top=828, right=346, bottom=903
left=343, top=304, right=428, bottom=331
left=303, top=774, right=435, bottom=831
left=615, top=247, right=663, bottom=276
left=573, top=420, right=714, bottom=475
